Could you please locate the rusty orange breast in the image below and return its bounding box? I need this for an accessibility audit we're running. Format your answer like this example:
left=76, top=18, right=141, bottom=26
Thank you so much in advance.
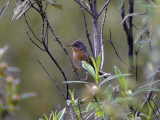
left=72, top=47, right=89, bottom=65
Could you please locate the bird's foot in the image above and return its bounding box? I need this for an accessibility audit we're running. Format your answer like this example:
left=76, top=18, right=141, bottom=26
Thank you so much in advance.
left=72, top=67, right=80, bottom=72
left=83, top=74, right=88, bottom=81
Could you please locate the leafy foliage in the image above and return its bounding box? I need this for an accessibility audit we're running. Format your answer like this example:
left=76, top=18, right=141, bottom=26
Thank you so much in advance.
left=0, top=46, right=36, bottom=119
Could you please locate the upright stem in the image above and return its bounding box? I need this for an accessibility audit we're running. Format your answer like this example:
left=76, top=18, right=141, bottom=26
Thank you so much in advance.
left=128, top=0, right=134, bottom=74
left=90, top=0, right=101, bottom=59
left=121, top=1, right=134, bottom=75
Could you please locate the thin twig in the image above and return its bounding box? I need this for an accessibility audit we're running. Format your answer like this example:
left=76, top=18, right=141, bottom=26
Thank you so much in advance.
left=135, top=36, right=142, bottom=83
left=74, top=0, right=96, bottom=18
left=37, top=59, right=66, bottom=100
left=26, top=4, right=70, bottom=99
left=98, top=0, right=110, bottom=16
left=107, top=29, right=127, bottom=66
left=44, top=14, right=84, bottom=81
left=41, top=17, right=45, bottom=42
left=79, top=0, right=94, bottom=58
left=100, top=7, right=108, bottom=70
left=44, top=23, right=49, bottom=48
left=43, top=44, right=69, bottom=99
left=26, top=31, right=45, bottom=51
left=24, top=14, right=42, bottom=43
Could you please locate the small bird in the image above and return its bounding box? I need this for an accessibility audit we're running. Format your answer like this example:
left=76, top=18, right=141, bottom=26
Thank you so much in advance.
left=68, top=39, right=108, bottom=80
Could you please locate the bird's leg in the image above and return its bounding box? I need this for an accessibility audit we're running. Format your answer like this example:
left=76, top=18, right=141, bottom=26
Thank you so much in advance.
left=72, top=67, right=80, bottom=72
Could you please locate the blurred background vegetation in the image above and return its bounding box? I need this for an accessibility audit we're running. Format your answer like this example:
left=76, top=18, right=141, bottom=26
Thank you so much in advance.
left=0, top=0, right=160, bottom=119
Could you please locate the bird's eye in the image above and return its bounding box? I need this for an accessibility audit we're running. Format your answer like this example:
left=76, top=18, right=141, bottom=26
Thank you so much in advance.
left=74, top=44, right=78, bottom=47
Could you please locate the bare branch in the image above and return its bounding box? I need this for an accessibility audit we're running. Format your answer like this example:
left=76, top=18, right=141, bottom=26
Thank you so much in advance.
left=74, top=0, right=96, bottom=18
left=100, top=7, right=107, bottom=70
left=121, top=2, right=134, bottom=74
left=98, top=0, right=110, bottom=17
left=107, top=29, right=127, bottom=66
left=26, top=31, right=45, bottom=51
left=37, top=59, right=66, bottom=100
left=79, top=0, right=94, bottom=58
left=135, top=36, right=142, bottom=83
left=44, top=14, right=84, bottom=81
left=24, top=14, right=42, bottom=43
left=41, top=17, right=45, bottom=42
left=43, top=43, right=69, bottom=99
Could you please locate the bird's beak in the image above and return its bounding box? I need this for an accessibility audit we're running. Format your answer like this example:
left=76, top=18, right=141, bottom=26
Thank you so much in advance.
left=67, top=44, right=73, bottom=47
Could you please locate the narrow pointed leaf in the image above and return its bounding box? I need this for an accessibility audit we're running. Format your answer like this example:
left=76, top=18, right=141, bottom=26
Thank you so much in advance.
left=114, top=66, right=127, bottom=91
left=135, top=23, right=148, bottom=43
left=113, top=97, right=135, bottom=103
left=0, top=0, right=10, bottom=20
left=56, top=108, right=66, bottom=120
left=44, top=0, right=63, bottom=10
left=82, top=61, right=96, bottom=79
left=63, top=81, right=90, bottom=84
left=21, top=92, right=37, bottom=99
left=90, top=57, right=97, bottom=70
left=86, top=102, right=99, bottom=111
left=131, top=88, right=160, bottom=96
left=106, top=84, right=113, bottom=101
left=100, top=74, right=130, bottom=86
left=117, top=0, right=124, bottom=9
left=96, top=54, right=101, bottom=83
left=43, top=114, right=49, bottom=120
left=121, top=13, right=145, bottom=24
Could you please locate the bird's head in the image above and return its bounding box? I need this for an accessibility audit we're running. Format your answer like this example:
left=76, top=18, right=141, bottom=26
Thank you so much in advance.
left=67, top=39, right=86, bottom=51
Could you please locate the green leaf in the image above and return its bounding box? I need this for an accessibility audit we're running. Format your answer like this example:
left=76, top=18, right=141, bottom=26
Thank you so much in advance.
left=86, top=102, right=99, bottom=111
left=0, top=0, right=10, bottom=20
left=150, top=95, right=156, bottom=109
left=135, top=23, right=148, bottom=43
left=39, top=118, right=44, bottom=120
left=100, top=74, right=130, bottom=86
left=14, top=0, right=21, bottom=13
left=96, top=53, right=101, bottom=72
left=69, top=89, right=75, bottom=100
left=20, top=92, right=37, bottom=99
left=43, top=114, right=49, bottom=120
left=140, top=38, right=150, bottom=44
left=113, top=97, right=135, bottom=103
left=44, top=0, right=63, bottom=10
left=117, top=0, right=124, bottom=9
left=96, top=53, right=101, bottom=84
left=49, top=112, right=53, bottom=120
left=103, top=112, right=109, bottom=120
left=56, top=108, right=66, bottom=120
left=66, top=100, right=71, bottom=105
left=90, top=57, right=97, bottom=70
left=121, top=13, right=145, bottom=24
left=0, top=46, right=8, bottom=59
left=131, top=88, right=160, bottom=96
left=12, top=81, right=19, bottom=94
left=12, top=0, right=31, bottom=20
left=62, top=81, right=90, bottom=84
left=96, top=107, right=103, bottom=118
left=89, top=0, right=96, bottom=4
left=114, top=66, right=127, bottom=91
left=139, top=113, right=149, bottom=119
left=82, top=61, right=96, bottom=79
left=106, top=84, right=113, bottom=101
